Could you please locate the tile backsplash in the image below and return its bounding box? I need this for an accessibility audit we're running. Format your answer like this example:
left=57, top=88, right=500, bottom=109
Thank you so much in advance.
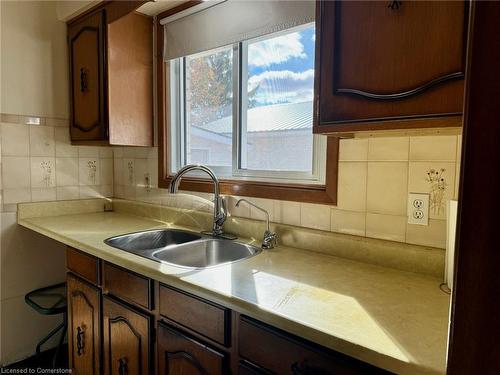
left=0, top=113, right=113, bottom=211
left=0, top=112, right=460, bottom=249
left=113, top=132, right=462, bottom=249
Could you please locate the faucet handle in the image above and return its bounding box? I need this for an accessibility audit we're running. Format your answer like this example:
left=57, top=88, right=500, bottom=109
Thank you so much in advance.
left=262, top=230, right=277, bottom=250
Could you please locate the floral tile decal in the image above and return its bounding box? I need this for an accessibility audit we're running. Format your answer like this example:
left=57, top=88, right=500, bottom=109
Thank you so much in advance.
left=128, top=161, right=134, bottom=185
left=88, top=160, right=97, bottom=185
left=426, top=168, right=447, bottom=216
left=40, top=160, right=53, bottom=187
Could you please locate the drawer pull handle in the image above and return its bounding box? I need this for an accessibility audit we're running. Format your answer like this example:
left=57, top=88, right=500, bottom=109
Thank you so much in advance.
left=80, top=68, right=88, bottom=92
left=388, top=1, right=402, bottom=11
left=76, top=326, right=85, bottom=356
left=118, top=357, right=128, bottom=375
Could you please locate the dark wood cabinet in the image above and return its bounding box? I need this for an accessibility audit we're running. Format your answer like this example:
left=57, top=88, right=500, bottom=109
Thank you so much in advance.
left=68, top=10, right=106, bottom=142
left=238, top=316, right=388, bottom=375
left=65, top=247, right=388, bottom=374
left=314, top=0, right=468, bottom=133
left=102, top=296, right=152, bottom=375
left=157, top=323, right=226, bottom=375
left=67, top=273, right=101, bottom=375
left=67, top=5, right=153, bottom=146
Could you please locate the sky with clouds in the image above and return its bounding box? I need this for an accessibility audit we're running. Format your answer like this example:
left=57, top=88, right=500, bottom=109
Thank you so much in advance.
left=247, top=25, right=315, bottom=106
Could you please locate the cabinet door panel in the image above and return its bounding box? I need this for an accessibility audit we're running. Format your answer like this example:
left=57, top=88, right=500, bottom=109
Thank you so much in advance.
left=67, top=274, right=101, bottom=375
left=315, top=0, right=467, bottom=131
left=158, top=323, right=225, bottom=375
left=68, top=10, right=107, bottom=141
left=103, top=296, right=151, bottom=375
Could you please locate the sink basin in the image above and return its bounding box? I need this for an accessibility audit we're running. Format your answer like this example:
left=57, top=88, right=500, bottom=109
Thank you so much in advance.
left=153, top=239, right=261, bottom=269
left=104, top=229, right=261, bottom=269
left=104, top=229, right=201, bottom=252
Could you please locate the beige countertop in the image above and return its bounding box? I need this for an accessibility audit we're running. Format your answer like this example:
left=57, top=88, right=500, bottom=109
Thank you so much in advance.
left=18, top=208, right=450, bottom=375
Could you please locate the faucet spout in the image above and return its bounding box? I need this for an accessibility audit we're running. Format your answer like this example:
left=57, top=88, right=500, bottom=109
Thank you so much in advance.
left=169, top=164, right=226, bottom=237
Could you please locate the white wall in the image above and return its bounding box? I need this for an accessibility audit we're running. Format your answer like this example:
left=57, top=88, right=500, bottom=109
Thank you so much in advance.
left=1, top=1, right=69, bottom=365
left=1, top=1, right=68, bottom=118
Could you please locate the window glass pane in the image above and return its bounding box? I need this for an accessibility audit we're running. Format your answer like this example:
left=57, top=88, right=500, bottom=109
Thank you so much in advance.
left=185, top=47, right=233, bottom=167
left=243, top=26, right=315, bottom=172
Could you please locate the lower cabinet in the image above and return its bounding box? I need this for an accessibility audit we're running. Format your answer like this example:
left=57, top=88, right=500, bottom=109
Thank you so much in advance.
left=103, top=296, right=152, bottom=375
left=67, top=273, right=101, bottom=374
left=66, top=248, right=388, bottom=375
left=157, top=323, right=225, bottom=375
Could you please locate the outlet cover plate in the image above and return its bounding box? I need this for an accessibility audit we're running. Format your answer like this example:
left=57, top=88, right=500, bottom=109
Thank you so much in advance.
left=408, top=193, right=430, bottom=225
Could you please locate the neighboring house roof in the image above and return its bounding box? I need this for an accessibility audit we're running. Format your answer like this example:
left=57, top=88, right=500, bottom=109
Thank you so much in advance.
left=194, top=101, right=313, bottom=134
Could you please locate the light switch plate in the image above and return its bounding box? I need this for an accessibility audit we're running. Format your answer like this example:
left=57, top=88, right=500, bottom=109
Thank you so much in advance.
left=408, top=193, right=430, bottom=225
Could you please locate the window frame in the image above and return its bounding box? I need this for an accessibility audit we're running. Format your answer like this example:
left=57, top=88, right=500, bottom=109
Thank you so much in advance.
left=156, top=5, right=338, bottom=204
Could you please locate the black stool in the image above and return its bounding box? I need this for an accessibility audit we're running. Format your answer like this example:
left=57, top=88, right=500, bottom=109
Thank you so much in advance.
left=25, top=282, right=67, bottom=368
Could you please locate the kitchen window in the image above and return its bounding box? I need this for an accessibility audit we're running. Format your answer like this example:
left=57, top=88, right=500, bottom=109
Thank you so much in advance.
left=169, top=24, right=326, bottom=185
left=158, top=1, right=338, bottom=204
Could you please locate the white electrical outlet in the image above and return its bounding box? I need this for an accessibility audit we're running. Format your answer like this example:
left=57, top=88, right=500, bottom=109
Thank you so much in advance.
left=408, top=193, right=430, bottom=225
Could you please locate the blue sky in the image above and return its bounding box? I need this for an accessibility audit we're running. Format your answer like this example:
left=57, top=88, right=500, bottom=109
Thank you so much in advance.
left=247, top=25, right=315, bottom=107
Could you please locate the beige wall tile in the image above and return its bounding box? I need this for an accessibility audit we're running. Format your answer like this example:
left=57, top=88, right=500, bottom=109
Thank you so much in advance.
left=406, top=219, right=447, bottom=248
left=99, top=147, right=113, bottom=158
left=100, top=184, right=114, bottom=198
left=408, top=162, right=456, bottom=220
left=366, top=162, right=408, bottom=215
left=2, top=156, right=30, bottom=188
left=331, top=209, right=365, bottom=236
left=78, top=146, right=99, bottom=157
left=227, top=196, right=250, bottom=218
left=54, top=127, right=78, bottom=157
left=1, top=114, right=20, bottom=124
left=135, top=147, right=151, bottom=158
left=100, top=158, right=113, bottom=186
left=337, top=161, right=367, bottom=212
left=134, top=159, right=148, bottom=189
left=368, top=137, right=409, bottom=161
left=30, top=157, right=56, bottom=188
left=248, top=198, right=275, bottom=222
left=79, top=186, right=102, bottom=199
left=1, top=123, right=29, bottom=156
left=114, top=159, right=124, bottom=186
left=78, top=158, right=100, bottom=186
left=31, top=187, right=56, bottom=202
left=124, top=159, right=135, bottom=186
left=274, top=200, right=301, bottom=226
left=29, top=126, right=55, bottom=156
left=409, top=135, right=457, bottom=161
left=122, top=147, right=137, bottom=158
left=339, top=138, right=368, bottom=161
left=366, top=213, right=406, bottom=242
left=45, top=118, right=68, bottom=127
left=56, top=157, right=78, bottom=186
left=300, top=203, right=330, bottom=231
left=3, top=188, right=31, bottom=204
left=56, top=186, right=79, bottom=200
left=113, top=147, right=124, bottom=158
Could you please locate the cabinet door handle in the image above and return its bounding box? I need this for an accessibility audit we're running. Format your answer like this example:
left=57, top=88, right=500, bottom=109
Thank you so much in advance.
left=118, top=357, right=128, bottom=375
left=80, top=68, right=88, bottom=92
left=76, top=326, right=85, bottom=356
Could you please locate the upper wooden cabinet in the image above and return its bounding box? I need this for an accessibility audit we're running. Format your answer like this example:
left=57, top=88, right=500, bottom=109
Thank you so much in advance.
left=68, top=6, right=153, bottom=146
left=314, top=0, right=468, bottom=133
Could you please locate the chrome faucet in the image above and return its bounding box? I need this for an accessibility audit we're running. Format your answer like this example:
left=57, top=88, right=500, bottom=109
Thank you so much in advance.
left=235, top=199, right=277, bottom=249
left=169, top=164, right=230, bottom=238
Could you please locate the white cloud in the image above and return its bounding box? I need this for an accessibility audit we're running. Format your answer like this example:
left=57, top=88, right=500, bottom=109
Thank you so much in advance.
left=248, top=69, right=314, bottom=105
left=248, top=32, right=306, bottom=67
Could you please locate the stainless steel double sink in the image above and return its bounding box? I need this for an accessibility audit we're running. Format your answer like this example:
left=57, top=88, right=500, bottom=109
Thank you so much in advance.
left=104, top=229, right=261, bottom=269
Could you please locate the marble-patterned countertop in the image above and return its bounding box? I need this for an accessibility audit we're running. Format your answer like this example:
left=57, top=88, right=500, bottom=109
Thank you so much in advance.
left=18, top=209, right=450, bottom=375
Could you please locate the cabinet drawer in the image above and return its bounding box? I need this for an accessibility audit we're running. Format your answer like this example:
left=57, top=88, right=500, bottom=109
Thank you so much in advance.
left=239, top=316, right=388, bottom=374
left=67, top=247, right=99, bottom=285
left=102, top=262, right=152, bottom=310
left=158, top=323, right=225, bottom=375
left=159, top=284, right=229, bottom=345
